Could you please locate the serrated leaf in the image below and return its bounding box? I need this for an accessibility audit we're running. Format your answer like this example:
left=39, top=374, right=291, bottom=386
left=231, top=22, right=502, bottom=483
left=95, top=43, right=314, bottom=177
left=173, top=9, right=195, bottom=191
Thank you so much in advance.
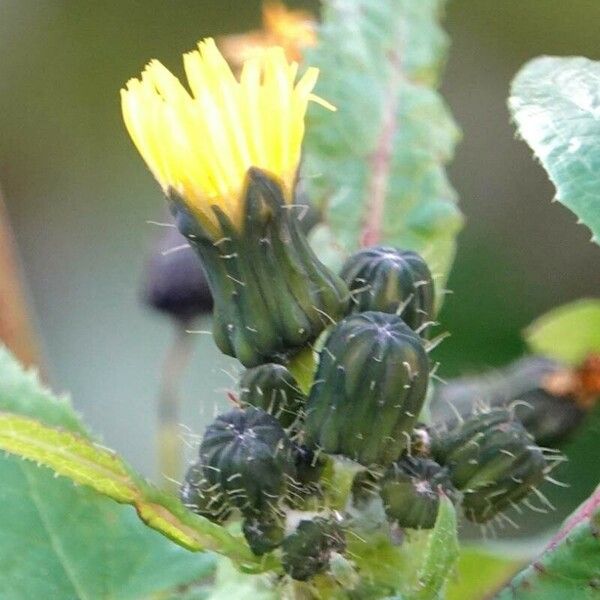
left=524, top=298, right=600, bottom=365
left=409, top=495, right=459, bottom=600
left=0, top=346, right=86, bottom=434
left=0, top=411, right=265, bottom=568
left=494, top=484, right=600, bottom=599
left=0, top=346, right=214, bottom=599
left=303, top=0, right=462, bottom=297
left=509, top=56, right=600, bottom=244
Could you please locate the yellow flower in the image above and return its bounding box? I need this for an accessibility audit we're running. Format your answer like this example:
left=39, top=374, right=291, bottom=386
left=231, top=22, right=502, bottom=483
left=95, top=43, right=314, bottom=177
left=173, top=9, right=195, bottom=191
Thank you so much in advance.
left=121, top=37, right=332, bottom=236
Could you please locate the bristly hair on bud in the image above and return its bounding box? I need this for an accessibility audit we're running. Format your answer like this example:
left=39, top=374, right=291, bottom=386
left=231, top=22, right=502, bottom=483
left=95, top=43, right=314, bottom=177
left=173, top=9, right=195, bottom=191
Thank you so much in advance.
left=431, top=408, right=553, bottom=524
left=380, top=456, right=456, bottom=529
left=121, top=37, right=334, bottom=238
left=305, top=311, right=430, bottom=466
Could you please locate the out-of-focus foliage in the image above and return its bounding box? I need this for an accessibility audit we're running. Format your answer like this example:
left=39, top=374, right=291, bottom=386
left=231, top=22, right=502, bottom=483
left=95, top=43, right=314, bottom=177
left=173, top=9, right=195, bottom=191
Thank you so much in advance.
left=0, top=347, right=215, bottom=599
left=524, top=298, right=600, bottom=364
left=510, top=56, right=600, bottom=244
left=446, top=548, right=521, bottom=600
left=303, top=0, right=462, bottom=294
left=495, top=484, right=600, bottom=599
left=202, top=560, right=276, bottom=600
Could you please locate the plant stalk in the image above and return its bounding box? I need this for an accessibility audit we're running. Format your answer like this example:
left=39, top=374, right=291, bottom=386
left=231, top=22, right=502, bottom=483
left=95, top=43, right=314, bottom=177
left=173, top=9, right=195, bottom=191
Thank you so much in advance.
left=158, top=323, right=194, bottom=491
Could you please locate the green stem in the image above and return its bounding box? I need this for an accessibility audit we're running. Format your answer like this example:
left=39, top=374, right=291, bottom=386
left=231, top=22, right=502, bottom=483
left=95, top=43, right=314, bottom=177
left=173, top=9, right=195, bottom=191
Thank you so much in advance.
left=157, top=324, right=193, bottom=491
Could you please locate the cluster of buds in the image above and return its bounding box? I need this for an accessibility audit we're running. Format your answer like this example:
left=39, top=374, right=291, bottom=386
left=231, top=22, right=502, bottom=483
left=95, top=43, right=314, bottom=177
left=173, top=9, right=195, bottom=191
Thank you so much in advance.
left=122, top=36, right=562, bottom=581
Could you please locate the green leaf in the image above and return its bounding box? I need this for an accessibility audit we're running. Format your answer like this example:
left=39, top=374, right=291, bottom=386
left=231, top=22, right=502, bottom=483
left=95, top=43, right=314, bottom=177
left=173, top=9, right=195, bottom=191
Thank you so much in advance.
left=0, top=460, right=214, bottom=600
left=345, top=495, right=459, bottom=597
left=0, top=411, right=266, bottom=568
left=346, top=529, right=413, bottom=597
left=303, top=0, right=462, bottom=297
left=524, top=298, right=600, bottom=364
left=409, top=495, right=459, bottom=600
left=0, top=346, right=214, bottom=600
left=494, top=484, right=600, bottom=599
left=509, top=56, right=600, bottom=244
left=0, top=346, right=86, bottom=435
left=0, top=412, right=136, bottom=501
left=446, top=548, right=521, bottom=600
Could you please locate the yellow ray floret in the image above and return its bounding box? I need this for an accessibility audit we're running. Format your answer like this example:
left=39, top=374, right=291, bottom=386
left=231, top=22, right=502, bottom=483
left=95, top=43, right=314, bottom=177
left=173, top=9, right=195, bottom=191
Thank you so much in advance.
left=121, top=37, right=333, bottom=235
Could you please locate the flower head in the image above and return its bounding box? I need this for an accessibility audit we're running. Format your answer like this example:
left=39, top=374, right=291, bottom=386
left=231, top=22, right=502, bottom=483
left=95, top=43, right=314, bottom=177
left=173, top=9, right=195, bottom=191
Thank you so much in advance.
left=121, top=38, right=332, bottom=236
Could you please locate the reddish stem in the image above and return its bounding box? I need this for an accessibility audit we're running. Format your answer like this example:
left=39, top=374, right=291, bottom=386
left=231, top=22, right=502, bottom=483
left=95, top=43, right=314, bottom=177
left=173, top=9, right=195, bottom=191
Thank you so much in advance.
left=360, top=47, right=403, bottom=247
left=546, top=485, right=600, bottom=551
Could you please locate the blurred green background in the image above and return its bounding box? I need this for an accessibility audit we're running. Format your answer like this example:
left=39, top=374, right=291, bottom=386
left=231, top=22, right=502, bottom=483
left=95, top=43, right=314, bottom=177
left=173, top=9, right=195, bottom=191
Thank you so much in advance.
left=0, top=0, right=598, bottom=537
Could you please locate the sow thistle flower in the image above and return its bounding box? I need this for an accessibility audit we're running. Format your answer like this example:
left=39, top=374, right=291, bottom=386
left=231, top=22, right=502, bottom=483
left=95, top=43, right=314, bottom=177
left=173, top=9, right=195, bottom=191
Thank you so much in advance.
left=121, top=37, right=328, bottom=237
left=121, top=39, right=349, bottom=367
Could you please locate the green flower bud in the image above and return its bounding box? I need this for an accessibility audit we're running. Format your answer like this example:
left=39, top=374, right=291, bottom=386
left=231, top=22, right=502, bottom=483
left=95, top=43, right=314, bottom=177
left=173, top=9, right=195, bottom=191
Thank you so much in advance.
left=461, top=449, right=548, bottom=524
left=432, top=409, right=549, bottom=523
left=288, top=444, right=328, bottom=504
left=239, top=363, right=306, bottom=430
left=305, top=312, right=430, bottom=466
left=340, top=246, right=435, bottom=332
left=199, top=407, right=296, bottom=515
left=380, top=456, right=455, bottom=529
left=179, top=461, right=232, bottom=524
left=170, top=168, right=349, bottom=367
left=282, top=517, right=346, bottom=581
left=242, top=510, right=286, bottom=556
